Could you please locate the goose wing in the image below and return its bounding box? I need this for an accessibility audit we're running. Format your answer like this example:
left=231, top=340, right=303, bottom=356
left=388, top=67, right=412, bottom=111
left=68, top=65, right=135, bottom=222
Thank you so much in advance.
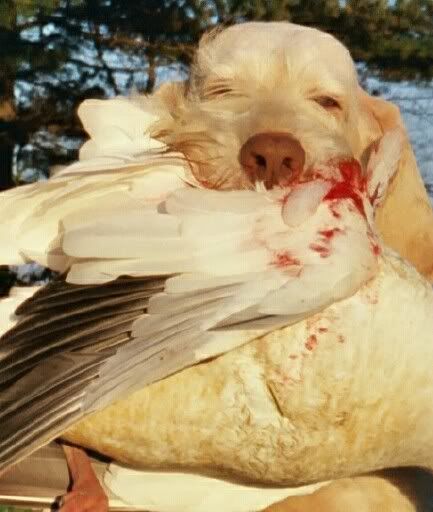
left=0, top=171, right=378, bottom=472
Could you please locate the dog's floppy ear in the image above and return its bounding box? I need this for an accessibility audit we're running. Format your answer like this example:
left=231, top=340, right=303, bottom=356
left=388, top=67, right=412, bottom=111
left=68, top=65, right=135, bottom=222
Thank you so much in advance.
left=358, top=87, right=433, bottom=279
left=358, top=88, right=404, bottom=133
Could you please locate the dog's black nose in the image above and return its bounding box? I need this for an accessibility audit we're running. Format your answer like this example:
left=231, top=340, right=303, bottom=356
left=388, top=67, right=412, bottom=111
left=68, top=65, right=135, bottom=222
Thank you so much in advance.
left=239, top=132, right=306, bottom=188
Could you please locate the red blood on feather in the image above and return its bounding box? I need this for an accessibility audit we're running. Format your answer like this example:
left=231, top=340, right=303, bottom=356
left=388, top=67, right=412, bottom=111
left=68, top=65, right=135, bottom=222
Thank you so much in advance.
left=367, top=232, right=381, bottom=256
left=369, top=185, right=380, bottom=206
left=278, top=192, right=291, bottom=205
left=319, top=228, right=342, bottom=240
left=305, top=335, right=318, bottom=351
left=310, top=243, right=330, bottom=258
left=372, top=244, right=381, bottom=256
left=319, top=158, right=367, bottom=216
left=271, top=251, right=301, bottom=268
left=330, top=204, right=341, bottom=219
left=325, top=182, right=365, bottom=217
left=337, top=159, right=366, bottom=191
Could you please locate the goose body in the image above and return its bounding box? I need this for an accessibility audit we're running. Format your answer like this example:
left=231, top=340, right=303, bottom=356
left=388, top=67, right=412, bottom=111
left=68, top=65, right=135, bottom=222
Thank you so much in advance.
left=1, top=96, right=433, bottom=512
left=63, top=251, right=433, bottom=480
left=2, top=250, right=432, bottom=512
left=65, top=251, right=433, bottom=510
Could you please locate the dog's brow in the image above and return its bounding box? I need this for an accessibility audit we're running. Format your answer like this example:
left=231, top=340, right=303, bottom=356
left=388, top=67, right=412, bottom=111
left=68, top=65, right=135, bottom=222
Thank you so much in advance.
left=203, top=75, right=232, bottom=85
left=305, top=81, right=346, bottom=97
left=307, top=87, right=344, bottom=100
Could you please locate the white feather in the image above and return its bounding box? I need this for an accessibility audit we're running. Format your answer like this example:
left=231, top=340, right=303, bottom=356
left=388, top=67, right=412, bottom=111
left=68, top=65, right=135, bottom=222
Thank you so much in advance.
left=282, top=180, right=332, bottom=226
left=77, top=97, right=164, bottom=162
left=367, top=128, right=404, bottom=207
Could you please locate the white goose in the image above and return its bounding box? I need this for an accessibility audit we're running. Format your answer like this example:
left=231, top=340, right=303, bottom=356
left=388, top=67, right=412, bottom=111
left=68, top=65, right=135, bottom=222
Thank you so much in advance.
left=1, top=97, right=433, bottom=512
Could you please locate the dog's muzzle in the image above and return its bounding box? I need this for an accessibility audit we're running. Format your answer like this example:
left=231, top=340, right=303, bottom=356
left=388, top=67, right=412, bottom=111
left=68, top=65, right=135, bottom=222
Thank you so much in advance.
left=239, top=132, right=306, bottom=189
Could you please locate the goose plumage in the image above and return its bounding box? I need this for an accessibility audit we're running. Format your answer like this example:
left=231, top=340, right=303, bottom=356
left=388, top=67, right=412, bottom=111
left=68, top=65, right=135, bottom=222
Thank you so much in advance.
left=1, top=96, right=433, bottom=512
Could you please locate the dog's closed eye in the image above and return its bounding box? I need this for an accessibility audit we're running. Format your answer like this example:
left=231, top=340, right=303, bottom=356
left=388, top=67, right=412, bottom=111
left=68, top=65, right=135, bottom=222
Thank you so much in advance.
left=313, top=96, right=342, bottom=110
left=204, top=87, right=233, bottom=98
left=202, top=80, right=236, bottom=99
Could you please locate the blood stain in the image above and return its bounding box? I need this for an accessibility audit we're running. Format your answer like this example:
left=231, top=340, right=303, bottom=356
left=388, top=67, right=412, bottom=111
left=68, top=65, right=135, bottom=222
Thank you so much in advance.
left=337, top=159, right=366, bottom=191
left=318, top=228, right=342, bottom=240
left=310, top=244, right=330, bottom=258
left=372, top=243, right=381, bottom=256
left=330, top=203, right=342, bottom=219
left=272, top=251, right=301, bottom=268
left=278, top=192, right=291, bottom=205
left=305, top=334, right=318, bottom=351
left=319, top=158, right=367, bottom=217
left=324, top=182, right=365, bottom=217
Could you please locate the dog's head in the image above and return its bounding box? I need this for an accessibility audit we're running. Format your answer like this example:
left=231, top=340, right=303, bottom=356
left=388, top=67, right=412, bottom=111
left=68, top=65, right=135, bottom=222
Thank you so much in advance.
left=149, top=21, right=433, bottom=278
left=151, top=22, right=385, bottom=190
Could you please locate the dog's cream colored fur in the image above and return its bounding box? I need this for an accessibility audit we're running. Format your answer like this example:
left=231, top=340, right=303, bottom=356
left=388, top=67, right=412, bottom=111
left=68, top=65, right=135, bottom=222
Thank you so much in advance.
left=152, top=21, right=433, bottom=280
left=148, top=21, right=433, bottom=512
